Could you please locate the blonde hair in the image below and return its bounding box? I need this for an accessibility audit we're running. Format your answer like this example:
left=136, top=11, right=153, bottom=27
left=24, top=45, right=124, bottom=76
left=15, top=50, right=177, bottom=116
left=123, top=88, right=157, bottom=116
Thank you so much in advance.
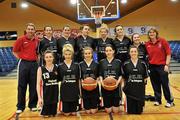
left=62, top=44, right=74, bottom=57
left=99, top=26, right=109, bottom=33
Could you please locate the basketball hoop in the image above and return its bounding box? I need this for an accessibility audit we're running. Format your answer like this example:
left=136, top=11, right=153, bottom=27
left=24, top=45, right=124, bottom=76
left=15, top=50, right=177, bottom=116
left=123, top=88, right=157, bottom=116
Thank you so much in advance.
left=93, top=11, right=103, bottom=25
left=91, top=6, right=105, bottom=25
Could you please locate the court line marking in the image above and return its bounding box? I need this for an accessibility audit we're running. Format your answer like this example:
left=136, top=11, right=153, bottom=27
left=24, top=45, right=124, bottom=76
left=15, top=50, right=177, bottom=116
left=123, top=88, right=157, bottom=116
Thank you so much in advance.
left=9, top=111, right=180, bottom=119
left=7, top=98, right=29, bottom=120
left=109, top=112, right=113, bottom=120
left=170, top=85, right=180, bottom=93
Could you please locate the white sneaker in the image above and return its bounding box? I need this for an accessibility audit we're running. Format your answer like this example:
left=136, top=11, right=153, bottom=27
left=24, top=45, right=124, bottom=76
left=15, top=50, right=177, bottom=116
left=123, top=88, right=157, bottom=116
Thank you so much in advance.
left=37, top=107, right=42, bottom=111
left=30, top=107, right=37, bottom=112
left=165, top=102, right=175, bottom=108
left=16, top=110, right=23, bottom=114
left=154, top=101, right=160, bottom=106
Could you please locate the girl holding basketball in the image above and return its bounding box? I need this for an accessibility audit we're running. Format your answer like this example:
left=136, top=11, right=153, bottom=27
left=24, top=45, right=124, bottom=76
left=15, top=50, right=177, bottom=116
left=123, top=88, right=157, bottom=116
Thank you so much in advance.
left=79, top=47, right=99, bottom=114
left=37, top=50, right=59, bottom=117
left=122, top=46, right=148, bottom=114
left=99, top=44, right=122, bottom=113
left=58, top=44, right=80, bottom=116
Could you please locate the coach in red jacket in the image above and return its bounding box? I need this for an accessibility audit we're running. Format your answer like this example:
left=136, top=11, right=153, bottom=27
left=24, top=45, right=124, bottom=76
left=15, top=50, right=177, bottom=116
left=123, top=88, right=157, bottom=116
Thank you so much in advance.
left=145, top=28, right=174, bottom=108
left=13, top=23, right=39, bottom=114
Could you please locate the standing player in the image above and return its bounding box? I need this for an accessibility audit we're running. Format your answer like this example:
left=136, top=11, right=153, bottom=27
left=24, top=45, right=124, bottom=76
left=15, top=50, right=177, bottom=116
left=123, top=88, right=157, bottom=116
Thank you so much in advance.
left=75, top=25, right=96, bottom=62
left=145, top=28, right=174, bottom=107
left=37, top=50, right=59, bottom=117
left=99, top=44, right=122, bottom=113
left=131, top=33, right=148, bottom=62
left=96, top=27, right=113, bottom=61
left=58, top=44, right=80, bottom=116
left=113, top=25, right=131, bottom=63
left=13, top=23, right=39, bottom=113
left=122, top=46, right=148, bottom=114
left=79, top=47, right=99, bottom=114
left=38, top=26, right=58, bottom=66
left=57, top=25, right=76, bottom=62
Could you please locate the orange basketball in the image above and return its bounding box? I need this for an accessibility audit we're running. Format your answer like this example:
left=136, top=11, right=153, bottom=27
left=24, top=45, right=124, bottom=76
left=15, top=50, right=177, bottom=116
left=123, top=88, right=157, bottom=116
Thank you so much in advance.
left=82, top=77, right=97, bottom=91
left=102, top=77, right=117, bottom=91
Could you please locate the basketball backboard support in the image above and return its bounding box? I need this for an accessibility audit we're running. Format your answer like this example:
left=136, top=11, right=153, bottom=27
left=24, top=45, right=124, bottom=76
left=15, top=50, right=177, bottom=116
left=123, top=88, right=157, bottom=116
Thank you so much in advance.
left=77, top=0, right=120, bottom=21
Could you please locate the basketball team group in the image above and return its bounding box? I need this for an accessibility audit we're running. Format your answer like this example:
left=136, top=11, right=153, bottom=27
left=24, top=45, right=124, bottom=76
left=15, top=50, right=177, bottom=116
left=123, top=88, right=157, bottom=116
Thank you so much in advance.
left=12, top=23, right=175, bottom=117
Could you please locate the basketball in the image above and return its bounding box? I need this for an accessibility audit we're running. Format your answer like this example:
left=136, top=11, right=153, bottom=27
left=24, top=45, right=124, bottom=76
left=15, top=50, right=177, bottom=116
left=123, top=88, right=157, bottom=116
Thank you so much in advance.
left=102, top=77, right=117, bottom=91
left=82, top=77, right=97, bottom=91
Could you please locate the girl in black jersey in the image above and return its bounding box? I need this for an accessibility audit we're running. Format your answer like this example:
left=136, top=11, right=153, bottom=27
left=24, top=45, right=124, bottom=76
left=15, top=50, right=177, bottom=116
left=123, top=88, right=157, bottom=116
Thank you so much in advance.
left=75, top=25, right=96, bottom=62
left=58, top=44, right=80, bottom=116
left=38, top=26, right=58, bottom=66
left=99, top=44, right=122, bottom=113
left=37, top=50, right=59, bottom=117
left=96, top=27, right=113, bottom=62
left=122, top=46, right=148, bottom=114
left=79, top=47, right=99, bottom=114
left=131, top=33, right=148, bottom=62
left=113, top=25, right=131, bottom=63
left=57, top=25, right=76, bottom=62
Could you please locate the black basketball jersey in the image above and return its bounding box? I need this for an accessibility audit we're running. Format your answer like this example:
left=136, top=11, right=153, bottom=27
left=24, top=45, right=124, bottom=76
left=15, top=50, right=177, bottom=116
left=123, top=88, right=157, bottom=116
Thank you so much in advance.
left=99, top=58, right=122, bottom=80
left=41, top=65, right=59, bottom=105
left=96, top=38, right=113, bottom=61
left=113, top=36, right=131, bottom=62
left=79, top=60, right=99, bottom=98
left=38, top=37, right=58, bottom=55
left=38, top=37, right=58, bottom=65
left=99, top=58, right=122, bottom=97
left=122, top=59, right=148, bottom=101
left=75, top=35, right=96, bottom=62
left=137, top=44, right=148, bottom=62
left=57, top=36, right=76, bottom=55
left=58, top=62, right=80, bottom=102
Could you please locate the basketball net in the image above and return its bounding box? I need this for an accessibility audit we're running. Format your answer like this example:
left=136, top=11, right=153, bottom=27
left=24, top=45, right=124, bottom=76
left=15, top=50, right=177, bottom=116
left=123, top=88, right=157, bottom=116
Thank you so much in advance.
left=93, top=11, right=103, bottom=25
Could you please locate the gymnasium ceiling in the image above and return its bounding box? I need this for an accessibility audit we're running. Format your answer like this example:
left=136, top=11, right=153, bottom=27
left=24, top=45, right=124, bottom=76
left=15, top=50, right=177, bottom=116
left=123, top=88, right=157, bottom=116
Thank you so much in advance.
left=25, top=0, right=154, bottom=25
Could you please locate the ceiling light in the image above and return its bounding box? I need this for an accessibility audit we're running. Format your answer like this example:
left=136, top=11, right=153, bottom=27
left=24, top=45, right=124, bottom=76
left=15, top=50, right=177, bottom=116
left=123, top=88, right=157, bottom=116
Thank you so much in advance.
left=21, top=2, right=28, bottom=8
left=70, top=0, right=77, bottom=5
left=121, top=0, right=127, bottom=4
left=171, top=0, right=178, bottom=2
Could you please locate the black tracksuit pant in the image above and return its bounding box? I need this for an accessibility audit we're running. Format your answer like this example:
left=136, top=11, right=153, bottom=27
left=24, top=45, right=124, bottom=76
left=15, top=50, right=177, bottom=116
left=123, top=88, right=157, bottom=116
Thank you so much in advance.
left=17, top=60, right=38, bottom=110
left=149, top=64, right=174, bottom=103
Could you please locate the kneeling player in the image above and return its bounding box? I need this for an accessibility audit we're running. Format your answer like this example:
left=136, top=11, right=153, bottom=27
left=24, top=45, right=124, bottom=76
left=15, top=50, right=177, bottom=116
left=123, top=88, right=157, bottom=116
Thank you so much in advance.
left=37, top=50, right=59, bottom=117
left=122, top=46, right=148, bottom=114
left=58, top=44, right=80, bottom=116
left=80, top=47, right=99, bottom=114
left=99, top=44, right=122, bottom=113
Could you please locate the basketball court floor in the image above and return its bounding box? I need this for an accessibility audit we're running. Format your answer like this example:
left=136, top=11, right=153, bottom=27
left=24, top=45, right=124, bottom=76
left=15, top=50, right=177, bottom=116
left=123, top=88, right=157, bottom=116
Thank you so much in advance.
left=0, top=74, right=180, bottom=120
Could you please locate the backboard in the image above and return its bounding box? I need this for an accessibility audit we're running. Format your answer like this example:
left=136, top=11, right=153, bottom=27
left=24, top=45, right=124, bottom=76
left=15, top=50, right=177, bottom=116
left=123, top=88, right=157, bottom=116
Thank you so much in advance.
left=77, top=0, right=120, bottom=21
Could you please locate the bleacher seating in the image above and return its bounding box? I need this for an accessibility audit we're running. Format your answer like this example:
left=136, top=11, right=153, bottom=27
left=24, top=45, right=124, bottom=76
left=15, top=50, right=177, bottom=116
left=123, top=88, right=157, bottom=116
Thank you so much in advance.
left=169, top=41, right=180, bottom=62
left=0, top=47, right=18, bottom=76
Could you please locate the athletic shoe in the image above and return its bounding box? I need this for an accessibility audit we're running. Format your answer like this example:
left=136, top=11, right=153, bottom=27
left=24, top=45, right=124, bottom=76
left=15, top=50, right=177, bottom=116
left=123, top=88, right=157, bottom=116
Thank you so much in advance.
left=37, top=107, right=42, bottom=111
left=16, top=109, right=23, bottom=114
left=165, top=102, right=175, bottom=108
left=154, top=101, right=161, bottom=106
left=30, top=107, right=37, bottom=112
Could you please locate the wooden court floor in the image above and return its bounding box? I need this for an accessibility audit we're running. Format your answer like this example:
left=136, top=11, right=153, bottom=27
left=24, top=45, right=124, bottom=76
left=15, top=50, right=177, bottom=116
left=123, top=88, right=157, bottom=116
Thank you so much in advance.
left=0, top=74, right=180, bottom=120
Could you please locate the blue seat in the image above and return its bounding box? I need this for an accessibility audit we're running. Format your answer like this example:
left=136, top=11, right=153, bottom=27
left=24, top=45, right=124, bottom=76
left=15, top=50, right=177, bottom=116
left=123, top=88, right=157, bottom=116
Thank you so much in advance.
left=0, top=47, right=18, bottom=76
